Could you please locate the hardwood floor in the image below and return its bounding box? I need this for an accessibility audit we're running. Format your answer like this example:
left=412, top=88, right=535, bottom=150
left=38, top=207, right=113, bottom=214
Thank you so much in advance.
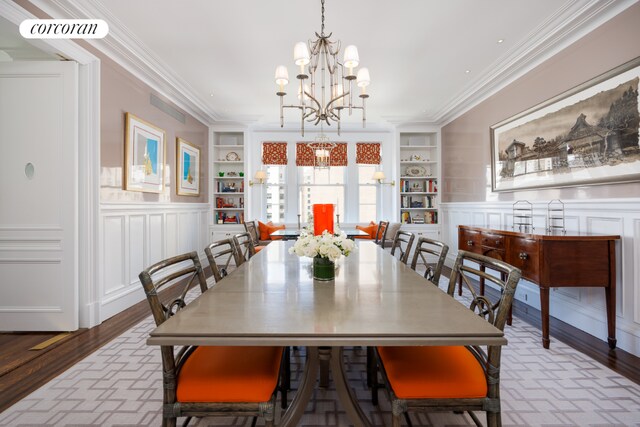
left=1, top=268, right=639, bottom=414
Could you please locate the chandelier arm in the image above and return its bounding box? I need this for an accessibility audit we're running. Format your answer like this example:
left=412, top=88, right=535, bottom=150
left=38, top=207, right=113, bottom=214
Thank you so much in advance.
left=305, top=91, right=323, bottom=113
left=326, top=92, right=349, bottom=110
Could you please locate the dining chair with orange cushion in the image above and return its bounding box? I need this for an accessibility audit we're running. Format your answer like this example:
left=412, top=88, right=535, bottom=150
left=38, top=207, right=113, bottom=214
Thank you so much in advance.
left=389, top=230, right=415, bottom=265
left=355, top=221, right=377, bottom=239
left=139, top=252, right=284, bottom=427
left=233, top=232, right=257, bottom=264
left=371, top=250, right=521, bottom=427
left=374, top=220, right=389, bottom=246
left=410, top=236, right=449, bottom=284
left=244, top=220, right=267, bottom=252
left=204, top=238, right=241, bottom=282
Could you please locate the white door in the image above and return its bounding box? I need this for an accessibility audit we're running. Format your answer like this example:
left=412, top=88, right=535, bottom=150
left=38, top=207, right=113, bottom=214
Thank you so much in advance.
left=0, top=61, right=78, bottom=331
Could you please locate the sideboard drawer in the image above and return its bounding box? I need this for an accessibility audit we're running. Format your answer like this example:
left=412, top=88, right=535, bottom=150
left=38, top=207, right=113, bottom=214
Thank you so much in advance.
left=459, top=229, right=482, bottom=254
left=481, top=233, right=505, bottom=249
left=510, top=236, right=540, bottom=282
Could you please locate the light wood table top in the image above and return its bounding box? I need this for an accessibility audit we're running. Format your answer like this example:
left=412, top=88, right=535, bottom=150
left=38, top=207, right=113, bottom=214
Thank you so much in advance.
left=147, top=241, right=505, bottom=347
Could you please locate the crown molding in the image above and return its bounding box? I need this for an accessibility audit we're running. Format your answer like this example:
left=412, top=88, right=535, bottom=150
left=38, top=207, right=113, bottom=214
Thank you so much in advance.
left=29, top=0, right=218, bottom=126
left=435, top=0, right=638, bottom=127
left=23, top=0, right=638, bottom=129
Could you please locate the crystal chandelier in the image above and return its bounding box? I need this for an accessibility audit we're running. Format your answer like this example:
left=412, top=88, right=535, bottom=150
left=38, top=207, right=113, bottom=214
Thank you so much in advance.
left=274, top=0, right=371, bottom=137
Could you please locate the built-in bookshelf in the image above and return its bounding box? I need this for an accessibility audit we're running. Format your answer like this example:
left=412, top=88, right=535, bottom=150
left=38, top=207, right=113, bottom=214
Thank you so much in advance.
left=212, top=132, right=245, bottom=225
left=398, top=132, right=439, bottom=225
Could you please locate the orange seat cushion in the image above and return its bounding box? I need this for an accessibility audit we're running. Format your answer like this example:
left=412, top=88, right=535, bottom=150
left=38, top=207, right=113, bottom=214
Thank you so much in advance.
left=377, top=346, right=487, bottom=399
left=255, top=245, right=266, bottom=253
left=265, top=223, right=285, bottom=240
left=355, top=222, right=377, bottom=239
left=176, top=346, right=283, bottom=403
left=258, top=221, right=274, bottom=240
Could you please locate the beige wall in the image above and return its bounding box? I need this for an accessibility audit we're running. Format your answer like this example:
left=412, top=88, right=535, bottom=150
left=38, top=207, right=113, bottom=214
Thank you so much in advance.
left=99, top=55, right=209, bottom=203
left=442, top=3, right=640, bottom=203
left=14, top=0, right=209, bottom=204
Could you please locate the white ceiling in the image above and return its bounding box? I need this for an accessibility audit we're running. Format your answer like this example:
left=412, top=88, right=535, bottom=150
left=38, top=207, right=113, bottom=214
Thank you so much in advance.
left=23, top=0, right=638, bottom=127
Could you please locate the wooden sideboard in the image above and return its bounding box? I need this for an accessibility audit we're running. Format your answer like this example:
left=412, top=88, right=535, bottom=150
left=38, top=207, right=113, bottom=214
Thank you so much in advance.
left=458, top=225, right=620, bottom=349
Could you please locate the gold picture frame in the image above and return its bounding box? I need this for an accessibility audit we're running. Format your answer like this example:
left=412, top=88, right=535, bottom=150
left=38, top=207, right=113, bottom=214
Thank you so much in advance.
left=176, top=137, right=200, bottom=196
left=124, top=113, right=166, bottom=193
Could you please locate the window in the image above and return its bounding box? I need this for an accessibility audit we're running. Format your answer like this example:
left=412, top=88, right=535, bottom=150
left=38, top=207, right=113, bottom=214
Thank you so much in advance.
left=265, top=166, right=286, bottom=223
left=358, top=165, right=377, bottom=223
left=298, top=167, right=345, bottom=223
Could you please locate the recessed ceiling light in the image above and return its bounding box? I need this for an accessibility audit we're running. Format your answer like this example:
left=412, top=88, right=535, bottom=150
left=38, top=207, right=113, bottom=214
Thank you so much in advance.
left=497, top=39, right=504, bottom=44
left=209, top=92, right=214, bottom=97
left=465, top=70, right=471, bottom=74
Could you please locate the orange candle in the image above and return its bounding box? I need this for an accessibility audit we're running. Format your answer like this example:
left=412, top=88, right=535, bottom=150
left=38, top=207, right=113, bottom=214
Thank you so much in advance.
left=313, top=204, right=334, bottom=235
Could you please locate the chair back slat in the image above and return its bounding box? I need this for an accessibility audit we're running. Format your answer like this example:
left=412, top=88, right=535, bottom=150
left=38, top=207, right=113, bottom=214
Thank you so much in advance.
left=447, top=250, right=521, bottom=332
left=233, top=232, right=256, bottom=264
left=410, top=237, right=449, bottom=284
left=389, top=230, right=415, bottom=264
left=204, top=238, right=240, bottom=282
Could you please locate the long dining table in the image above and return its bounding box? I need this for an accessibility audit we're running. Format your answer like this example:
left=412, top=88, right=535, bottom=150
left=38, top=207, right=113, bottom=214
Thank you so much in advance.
left=147, top=240, right=507, bottom=427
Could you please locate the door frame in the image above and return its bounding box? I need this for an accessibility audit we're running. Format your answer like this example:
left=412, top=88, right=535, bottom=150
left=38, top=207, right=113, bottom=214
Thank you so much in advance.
left=0, top=0, right=101, bottom=328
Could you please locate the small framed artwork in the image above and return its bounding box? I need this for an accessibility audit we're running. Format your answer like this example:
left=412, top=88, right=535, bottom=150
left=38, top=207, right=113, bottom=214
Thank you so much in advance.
left=176, top=137, right=200, bottom=196
left=124, top=113, right=166, bottom=193
left=491, top=57, right=640, bottom=192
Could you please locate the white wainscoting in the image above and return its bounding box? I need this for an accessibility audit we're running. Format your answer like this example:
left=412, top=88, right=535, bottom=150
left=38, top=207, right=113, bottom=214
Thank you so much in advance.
left=440, top=198, right=640, bottom=357
left=99, top=203, right=210, bottom=322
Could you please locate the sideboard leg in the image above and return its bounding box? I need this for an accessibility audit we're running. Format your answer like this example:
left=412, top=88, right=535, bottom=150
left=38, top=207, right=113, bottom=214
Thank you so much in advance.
left=540, top=287, right=550, bottom=349
left=605, top=240, right=617, bottom=349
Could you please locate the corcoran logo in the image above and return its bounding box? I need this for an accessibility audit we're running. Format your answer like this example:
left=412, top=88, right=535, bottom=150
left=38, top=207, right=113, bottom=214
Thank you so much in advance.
left=19, top=19, right=109, bottom=39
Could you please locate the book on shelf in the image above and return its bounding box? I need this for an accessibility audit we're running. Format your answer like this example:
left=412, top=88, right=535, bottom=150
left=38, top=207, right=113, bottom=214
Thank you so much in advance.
left=401, top=211, right=411, bottom=224
left=214, top=212, right=242, bottom=224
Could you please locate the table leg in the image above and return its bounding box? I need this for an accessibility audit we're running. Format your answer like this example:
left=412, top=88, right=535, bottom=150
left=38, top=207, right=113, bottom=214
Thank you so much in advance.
left=540, top=287, right=550, bottom=349
left=319, top=346, right=331, bottom=387
left=330, top=347, right=373, bottom=427
left=279, top=347, right=319, bottom=427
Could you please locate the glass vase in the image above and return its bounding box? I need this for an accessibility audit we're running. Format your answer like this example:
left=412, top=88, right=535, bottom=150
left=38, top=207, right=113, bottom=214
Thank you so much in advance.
left=313, top=256, right=335, bottom=281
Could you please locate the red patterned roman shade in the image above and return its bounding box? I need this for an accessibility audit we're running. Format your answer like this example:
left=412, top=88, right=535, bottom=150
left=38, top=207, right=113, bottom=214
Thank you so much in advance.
left=356, top=142, right=381, bottom=164
left=262, top=142, right=288, bottom=165
left=296, top=142, right=348, bottom=166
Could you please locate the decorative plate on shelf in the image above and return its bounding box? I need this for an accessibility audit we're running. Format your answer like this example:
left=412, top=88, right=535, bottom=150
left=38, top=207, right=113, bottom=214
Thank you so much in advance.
left=226, top=171, right=238, bottom=177
left=225, top=151, right=240, bottom=161
left=405, top=165, right=427, bottom=177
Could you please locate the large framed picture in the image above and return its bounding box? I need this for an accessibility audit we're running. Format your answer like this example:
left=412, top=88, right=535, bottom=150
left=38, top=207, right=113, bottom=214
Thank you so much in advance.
left=491, top=57, right=640, bottom=192
left=124, top=113, right=166, bottom=193
left=176, top=137, right=200, bottom=196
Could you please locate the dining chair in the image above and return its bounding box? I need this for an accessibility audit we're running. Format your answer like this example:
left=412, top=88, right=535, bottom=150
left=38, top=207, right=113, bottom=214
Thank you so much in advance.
left=205, top=238, right=291, bottom=408
left=244, top=220, right=267, bottom=252
left=204, top=238, right=242, bottom=282
left=139, top=251, right=284, bottom=427
left=371, top=250, right=521, bottom=427
left=410, top=237, right=449, bottom=284
left=233, top=232, right=256, bottom=264
left=389, top=230, right=415, bottom=264
left=374, top=220, right=389, bottom=246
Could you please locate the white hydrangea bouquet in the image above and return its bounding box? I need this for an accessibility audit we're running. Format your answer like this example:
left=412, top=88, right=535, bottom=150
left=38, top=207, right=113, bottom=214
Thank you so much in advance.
left=288, top=226, right=356, bottom=262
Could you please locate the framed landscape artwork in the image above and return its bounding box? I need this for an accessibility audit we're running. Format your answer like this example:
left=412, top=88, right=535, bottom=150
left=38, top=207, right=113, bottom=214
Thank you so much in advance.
left=491, top=57, right=640, bottom=192
left=176, top=137, right=200, bottom=196
left=124, top=113, right=166, bottom=193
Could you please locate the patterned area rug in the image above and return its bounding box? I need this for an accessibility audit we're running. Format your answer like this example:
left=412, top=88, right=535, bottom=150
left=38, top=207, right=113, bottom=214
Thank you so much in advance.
left=1, top=279, right=639, bottom=426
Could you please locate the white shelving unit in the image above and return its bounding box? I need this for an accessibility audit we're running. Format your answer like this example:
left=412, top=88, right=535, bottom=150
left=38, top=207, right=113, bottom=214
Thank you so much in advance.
left=398, top=132, right=439, bottom=226
left=211, top=132, right=246, bottom=227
